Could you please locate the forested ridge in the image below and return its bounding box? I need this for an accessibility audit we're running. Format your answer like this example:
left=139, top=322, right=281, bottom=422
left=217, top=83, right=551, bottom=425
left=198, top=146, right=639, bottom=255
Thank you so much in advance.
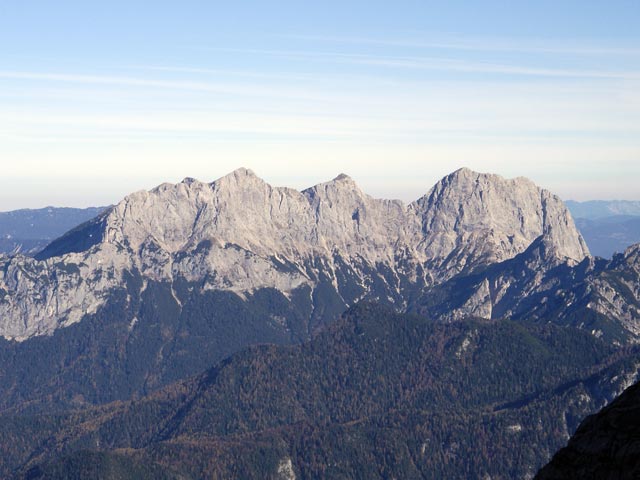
left=4, top=303, right=638, bottom=479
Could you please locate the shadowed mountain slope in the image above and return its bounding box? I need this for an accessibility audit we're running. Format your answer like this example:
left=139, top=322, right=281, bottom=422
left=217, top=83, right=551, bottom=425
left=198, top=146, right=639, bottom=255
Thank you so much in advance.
left=536, top=379, right=640, bottom=479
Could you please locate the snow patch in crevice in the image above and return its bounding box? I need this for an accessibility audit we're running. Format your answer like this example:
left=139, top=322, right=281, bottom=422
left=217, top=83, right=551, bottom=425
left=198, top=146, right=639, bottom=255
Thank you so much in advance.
left=128, top=317, right=138, bottom=331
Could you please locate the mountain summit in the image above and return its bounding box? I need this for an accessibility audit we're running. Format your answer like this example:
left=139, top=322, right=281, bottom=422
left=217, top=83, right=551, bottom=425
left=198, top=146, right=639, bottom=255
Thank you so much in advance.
left=0, top=168, right=587, bottom=340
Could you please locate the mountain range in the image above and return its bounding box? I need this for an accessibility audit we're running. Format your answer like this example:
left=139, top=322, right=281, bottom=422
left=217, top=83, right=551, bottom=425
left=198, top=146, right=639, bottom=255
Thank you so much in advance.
left=565, top=201, right=640, bottom=258
left=0, top=167, right=638, bottom=478
left=573, top=216, right=640, bottom=259
left=0, top=167, right=589, bottom=342
left=565, top=200, right=640, bottom=220
left=0, top=207, right=106, bottom=255
left=1, top=199, right=635, bottom=265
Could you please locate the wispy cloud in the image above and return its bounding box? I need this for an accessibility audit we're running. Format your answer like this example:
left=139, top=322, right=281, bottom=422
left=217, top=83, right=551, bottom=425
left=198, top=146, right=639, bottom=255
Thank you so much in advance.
left=0, top=71, right=338, bottom=101
left=278, top=33, right=640, bottom=56
left=353, top=56, right=640, bottom=79
left=204, top=47, right=640, bottom=80
left=129, top=65, right=317, bottom=82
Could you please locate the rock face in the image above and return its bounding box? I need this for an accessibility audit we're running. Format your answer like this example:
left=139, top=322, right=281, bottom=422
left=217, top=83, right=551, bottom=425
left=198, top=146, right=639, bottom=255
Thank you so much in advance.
left=536, top=379, right=640, bottom=479
left=0, top=167, right=588, bottom=340
left=414, top=168, right=588, bottom=279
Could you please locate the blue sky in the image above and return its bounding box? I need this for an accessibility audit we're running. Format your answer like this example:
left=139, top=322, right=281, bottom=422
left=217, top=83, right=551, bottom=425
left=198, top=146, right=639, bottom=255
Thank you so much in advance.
left=0, top=1, right=638, bottom=209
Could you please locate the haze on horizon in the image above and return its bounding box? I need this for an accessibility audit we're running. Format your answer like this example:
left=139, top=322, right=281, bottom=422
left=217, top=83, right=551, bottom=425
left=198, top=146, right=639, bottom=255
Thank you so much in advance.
left=0, top=1, right=638, bottom=210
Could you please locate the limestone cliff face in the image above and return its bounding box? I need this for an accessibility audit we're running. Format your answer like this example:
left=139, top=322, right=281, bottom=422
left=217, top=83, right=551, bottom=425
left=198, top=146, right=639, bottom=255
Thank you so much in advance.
left=0, top=167, right=588, bottom=340
left=413, top=168, right=588, bottom=280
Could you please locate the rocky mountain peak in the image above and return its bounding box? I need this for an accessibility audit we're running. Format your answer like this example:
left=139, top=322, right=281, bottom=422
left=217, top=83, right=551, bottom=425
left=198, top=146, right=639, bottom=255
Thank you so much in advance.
left=303, top=172, right=365, bottom=202
left=622, top=242, right=640, bottom=263
left=210, top=167, right=265, bottom=191
left=413, top=167, right=589, bottom=268
left=216, top=166, right=258, bottom=181
left=606, top=242, right=640, bottom=296
left=332, top=172, right=355, bottom=183
left=180, top=176, right=200, bottom=185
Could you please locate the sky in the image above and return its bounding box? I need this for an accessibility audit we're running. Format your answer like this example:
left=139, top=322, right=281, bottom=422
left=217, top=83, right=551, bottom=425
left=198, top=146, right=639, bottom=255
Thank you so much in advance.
left=0, top=1, right=638, bottom=210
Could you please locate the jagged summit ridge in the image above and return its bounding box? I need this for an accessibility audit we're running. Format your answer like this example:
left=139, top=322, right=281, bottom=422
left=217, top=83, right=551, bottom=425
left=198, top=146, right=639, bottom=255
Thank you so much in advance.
left=0, top=168, right=588, bottom=340
left=44, top=167, right=588, bottom=262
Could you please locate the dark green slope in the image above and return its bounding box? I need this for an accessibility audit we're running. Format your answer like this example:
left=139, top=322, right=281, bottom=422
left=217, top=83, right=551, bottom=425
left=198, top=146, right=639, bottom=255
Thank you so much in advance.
left=21, top=451, right=182, bottom=480
left=6, top=304, right=639, bottom=479
left=0, top=278, right=314, bottom=414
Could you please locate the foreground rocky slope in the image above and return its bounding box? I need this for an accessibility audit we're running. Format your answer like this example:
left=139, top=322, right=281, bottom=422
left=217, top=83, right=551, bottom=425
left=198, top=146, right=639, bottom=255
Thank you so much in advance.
left=6, top=304, right=640, bottom=479
left=536, top=379, right=640, bottom=479
left=0, top=167, right=588, bottom=341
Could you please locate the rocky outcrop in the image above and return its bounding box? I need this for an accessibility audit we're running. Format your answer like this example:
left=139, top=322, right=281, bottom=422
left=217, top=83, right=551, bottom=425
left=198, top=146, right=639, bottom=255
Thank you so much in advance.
left=0, top=167, right=588, bottom=340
